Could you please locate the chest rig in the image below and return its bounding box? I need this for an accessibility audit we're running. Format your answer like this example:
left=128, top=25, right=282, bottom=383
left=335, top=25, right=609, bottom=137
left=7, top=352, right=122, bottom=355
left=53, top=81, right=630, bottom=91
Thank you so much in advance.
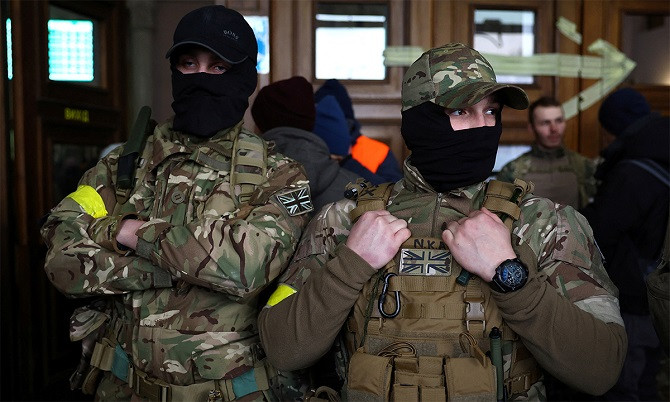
left=115, top=107, right=267, bottom=211
left=70, top=110, right=271, bottom=398
left=342, top=178, right=540, bottom=401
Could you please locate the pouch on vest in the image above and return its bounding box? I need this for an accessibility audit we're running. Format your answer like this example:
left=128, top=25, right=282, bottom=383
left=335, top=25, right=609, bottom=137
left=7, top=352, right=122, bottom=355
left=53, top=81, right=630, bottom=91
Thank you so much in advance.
left=392, top=355, right=446, bottom=402
left=444, top=357, right=496, bottom=401
left=344, top=348, right=392, bottom=402
left=68, top=298, right=112, bottom=393
left=443, top=333, right=496, bottom=401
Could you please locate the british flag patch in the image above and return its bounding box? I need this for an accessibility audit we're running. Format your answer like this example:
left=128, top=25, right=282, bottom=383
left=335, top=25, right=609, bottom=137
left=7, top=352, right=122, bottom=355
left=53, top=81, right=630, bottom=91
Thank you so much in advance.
left=276, top=186, right=314, bottom=216
left=399, top=248, right=452, bottom=276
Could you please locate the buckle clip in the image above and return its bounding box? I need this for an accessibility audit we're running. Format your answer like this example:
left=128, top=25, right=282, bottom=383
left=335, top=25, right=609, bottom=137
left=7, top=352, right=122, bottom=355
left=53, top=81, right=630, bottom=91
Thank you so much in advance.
left=133, top=369, right=170, bottom=402
left=464, top=296, right=486, bottom=333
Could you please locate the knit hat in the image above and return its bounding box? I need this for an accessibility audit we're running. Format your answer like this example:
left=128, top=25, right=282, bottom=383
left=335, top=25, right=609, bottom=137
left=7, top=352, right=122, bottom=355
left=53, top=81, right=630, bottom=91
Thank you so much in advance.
left=598, top=88, right=651, bottom=137
left=314, top=79, right=361, bottom=139
left=251, top=76, right=316, bottom=133
left=401, top=43, right=528, bottom=111
left=165, top=5, right=257, bottom=65
left=315, top=79, right=355, bottom=121
left=313, top=95, right=351, bottom=156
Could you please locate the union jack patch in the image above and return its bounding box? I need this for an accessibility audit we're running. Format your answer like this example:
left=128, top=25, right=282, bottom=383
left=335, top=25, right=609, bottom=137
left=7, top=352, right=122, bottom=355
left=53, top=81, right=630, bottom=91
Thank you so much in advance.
left=399, top=248, right=452, bottom=276
left=275, top=186, right=314, bottom=216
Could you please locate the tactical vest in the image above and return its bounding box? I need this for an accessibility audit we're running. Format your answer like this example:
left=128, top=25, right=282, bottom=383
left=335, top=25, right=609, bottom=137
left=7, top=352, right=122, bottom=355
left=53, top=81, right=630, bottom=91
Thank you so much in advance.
left=342, top=179, right=542, bottom=401
left=69, top=112, right=272, bottom=401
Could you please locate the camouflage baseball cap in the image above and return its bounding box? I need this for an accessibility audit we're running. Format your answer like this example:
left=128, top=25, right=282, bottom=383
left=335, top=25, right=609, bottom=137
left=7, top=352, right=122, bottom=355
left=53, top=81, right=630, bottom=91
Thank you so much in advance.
left=401, top=43, right=529, bottom=111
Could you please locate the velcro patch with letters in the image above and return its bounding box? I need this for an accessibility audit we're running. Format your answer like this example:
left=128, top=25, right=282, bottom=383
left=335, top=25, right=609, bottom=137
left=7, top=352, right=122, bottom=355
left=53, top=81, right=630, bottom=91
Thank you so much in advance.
left=400, top=248, right=452, bottom=276
left=275, top=185, right=314, bottom=216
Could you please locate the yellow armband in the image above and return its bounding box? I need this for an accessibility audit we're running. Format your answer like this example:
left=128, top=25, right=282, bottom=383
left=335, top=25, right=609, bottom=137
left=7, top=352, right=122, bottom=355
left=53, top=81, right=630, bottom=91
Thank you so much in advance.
left=265, top=283, right=297, bottom=307
left=67, top=185, right=108, bottom=218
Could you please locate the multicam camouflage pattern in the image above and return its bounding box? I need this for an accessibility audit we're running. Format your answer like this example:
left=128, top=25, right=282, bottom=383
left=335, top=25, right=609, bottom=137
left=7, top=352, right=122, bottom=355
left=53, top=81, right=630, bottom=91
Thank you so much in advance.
left=41, top=121, right=311, bottom=391
left=69, top=299, right=110, bottom=342
left=276, top=158, right=622, bottom=401
left=497, top=144, right=599, bottom=209
left=401, top=42, right=529, bottom=111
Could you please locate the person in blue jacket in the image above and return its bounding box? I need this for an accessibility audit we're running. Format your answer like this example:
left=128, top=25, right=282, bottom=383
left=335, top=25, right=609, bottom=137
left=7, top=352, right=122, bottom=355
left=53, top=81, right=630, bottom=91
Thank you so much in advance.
left=313, top=95, right=387, bottom=185
left=315, top=79, right=402, bottom=183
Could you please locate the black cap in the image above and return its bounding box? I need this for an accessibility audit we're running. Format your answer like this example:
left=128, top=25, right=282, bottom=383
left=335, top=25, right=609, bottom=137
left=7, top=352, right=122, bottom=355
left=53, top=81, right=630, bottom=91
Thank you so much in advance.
left=165, top=5, right=258, bottom=65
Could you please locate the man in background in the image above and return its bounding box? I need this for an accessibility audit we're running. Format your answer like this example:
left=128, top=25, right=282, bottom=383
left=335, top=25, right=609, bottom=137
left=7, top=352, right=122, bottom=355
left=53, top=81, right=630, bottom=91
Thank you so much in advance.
left=497, top=96, right=597, bottom=209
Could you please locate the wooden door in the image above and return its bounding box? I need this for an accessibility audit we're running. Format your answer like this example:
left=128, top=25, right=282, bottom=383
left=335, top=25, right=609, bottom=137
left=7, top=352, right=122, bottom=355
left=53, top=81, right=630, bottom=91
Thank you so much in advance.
left=2, top=0, right=128, bottom=399
left=581, top=0, right=670, bottom=156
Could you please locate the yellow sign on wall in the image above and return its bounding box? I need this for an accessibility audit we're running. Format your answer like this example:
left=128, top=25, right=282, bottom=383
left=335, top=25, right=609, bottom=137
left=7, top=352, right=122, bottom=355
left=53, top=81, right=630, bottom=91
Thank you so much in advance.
left=64, top=107, right=90, bottom=123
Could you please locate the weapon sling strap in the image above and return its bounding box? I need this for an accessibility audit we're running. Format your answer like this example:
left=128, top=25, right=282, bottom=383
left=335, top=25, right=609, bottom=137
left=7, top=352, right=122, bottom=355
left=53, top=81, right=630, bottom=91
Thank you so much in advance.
left=116, top=106, right=155, bottom=205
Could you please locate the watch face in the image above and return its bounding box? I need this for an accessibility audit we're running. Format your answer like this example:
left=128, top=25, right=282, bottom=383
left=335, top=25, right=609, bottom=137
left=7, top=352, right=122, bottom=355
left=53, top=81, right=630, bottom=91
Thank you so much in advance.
left=500, top=262, right=526, bottom=287
left=493, top=259, right=528, bottom=292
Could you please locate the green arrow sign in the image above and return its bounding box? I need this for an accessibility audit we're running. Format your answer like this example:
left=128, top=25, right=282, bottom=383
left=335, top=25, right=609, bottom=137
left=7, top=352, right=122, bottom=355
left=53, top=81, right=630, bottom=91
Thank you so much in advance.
left=383, top=18, right=636, bottom=120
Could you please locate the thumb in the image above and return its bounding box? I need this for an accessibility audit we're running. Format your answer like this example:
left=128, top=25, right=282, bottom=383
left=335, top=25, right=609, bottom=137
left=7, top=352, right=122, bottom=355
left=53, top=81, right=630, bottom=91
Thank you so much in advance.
left=442, top=227, right=454, bottom=244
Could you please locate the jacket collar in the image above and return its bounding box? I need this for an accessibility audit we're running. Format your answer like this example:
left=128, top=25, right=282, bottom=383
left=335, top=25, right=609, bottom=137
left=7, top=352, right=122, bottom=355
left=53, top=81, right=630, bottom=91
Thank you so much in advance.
left=530, top=143, right=566, bottom=158
left=147, top=120, right=244, bottom=172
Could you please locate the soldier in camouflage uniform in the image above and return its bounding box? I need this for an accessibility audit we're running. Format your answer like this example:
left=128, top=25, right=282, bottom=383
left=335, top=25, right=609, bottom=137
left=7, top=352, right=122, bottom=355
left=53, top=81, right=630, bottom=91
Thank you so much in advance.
left=41, top=5, right=312, bottom=401
left=258, top=43, right=627, bottom=401
left=497, top=96, right=598, bottom=209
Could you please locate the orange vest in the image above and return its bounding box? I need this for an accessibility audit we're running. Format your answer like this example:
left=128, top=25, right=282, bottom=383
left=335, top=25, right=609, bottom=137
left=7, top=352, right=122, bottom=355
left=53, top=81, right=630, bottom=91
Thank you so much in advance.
left=350, top=136, right=389, bottom=174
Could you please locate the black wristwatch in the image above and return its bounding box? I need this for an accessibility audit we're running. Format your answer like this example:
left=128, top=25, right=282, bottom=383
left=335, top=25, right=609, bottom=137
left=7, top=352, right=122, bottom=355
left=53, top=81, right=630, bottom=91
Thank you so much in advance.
left=489, top=258, right=528, bottom=293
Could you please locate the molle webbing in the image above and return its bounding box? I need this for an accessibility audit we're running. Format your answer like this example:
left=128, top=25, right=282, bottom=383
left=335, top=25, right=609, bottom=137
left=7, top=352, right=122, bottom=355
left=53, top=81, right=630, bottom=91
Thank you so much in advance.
left=482, top=179, right=534, bottom=230
left=347, top=180, right=395, bottom=222
left=231, top=132, right=267, bottom=206
left=345, top=180, right=542, bottom=399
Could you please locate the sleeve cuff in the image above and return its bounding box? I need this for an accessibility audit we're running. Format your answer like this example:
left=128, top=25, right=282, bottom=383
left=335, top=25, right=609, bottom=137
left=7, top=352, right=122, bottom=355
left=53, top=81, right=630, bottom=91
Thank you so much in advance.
left=327, top=243, right=378, bottom=290
left=134, top=220, right=173, bottom=259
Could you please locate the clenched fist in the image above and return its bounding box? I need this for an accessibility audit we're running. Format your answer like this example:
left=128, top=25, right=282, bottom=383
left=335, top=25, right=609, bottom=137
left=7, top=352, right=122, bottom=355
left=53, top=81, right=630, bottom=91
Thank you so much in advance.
left=346, top=210, right=411, bottom=269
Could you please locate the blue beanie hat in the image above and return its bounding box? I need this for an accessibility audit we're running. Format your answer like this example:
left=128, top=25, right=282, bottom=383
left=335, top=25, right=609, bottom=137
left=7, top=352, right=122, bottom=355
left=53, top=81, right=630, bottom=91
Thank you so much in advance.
left=313, top=95, right=351, bottom=156
left=598, top=88, right=650, bottom=137
left=314, top=79, right=361, bottom=139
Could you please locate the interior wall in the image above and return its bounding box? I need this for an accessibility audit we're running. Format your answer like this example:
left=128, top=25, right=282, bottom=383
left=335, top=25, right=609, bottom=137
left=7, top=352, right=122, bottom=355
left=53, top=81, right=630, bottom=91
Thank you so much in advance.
left=140, top=0, right=669, bottom=159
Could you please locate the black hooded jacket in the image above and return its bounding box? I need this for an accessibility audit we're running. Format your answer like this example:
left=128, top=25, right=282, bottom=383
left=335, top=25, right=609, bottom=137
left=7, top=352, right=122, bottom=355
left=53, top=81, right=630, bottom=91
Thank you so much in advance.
left=581, top=113, right=670, bottom=315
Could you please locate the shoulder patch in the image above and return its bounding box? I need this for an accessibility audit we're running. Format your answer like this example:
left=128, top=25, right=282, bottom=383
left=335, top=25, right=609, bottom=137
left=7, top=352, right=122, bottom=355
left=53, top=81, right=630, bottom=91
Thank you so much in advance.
left=275, top=185, right=314, bottom=216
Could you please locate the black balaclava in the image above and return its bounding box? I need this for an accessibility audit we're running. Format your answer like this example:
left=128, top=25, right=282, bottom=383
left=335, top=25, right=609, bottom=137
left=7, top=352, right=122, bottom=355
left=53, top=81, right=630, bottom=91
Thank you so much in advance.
left=401, top=101, right=502, bottom=192
left=171, top=57, right=257, bottom=138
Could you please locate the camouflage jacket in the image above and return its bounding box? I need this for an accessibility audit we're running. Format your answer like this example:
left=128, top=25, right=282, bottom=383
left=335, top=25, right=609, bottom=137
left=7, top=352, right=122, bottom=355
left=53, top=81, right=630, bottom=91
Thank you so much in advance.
left=497, top=144, right=598, bottom=209
left=260, top=158, right=625, bottom=398
left=41, top=121, right=311, bottom=386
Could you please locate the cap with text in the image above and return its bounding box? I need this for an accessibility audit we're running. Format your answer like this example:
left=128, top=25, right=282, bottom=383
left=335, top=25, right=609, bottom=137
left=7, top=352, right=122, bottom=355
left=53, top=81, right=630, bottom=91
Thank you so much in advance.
left=165, top=5, right=257, bottom=65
